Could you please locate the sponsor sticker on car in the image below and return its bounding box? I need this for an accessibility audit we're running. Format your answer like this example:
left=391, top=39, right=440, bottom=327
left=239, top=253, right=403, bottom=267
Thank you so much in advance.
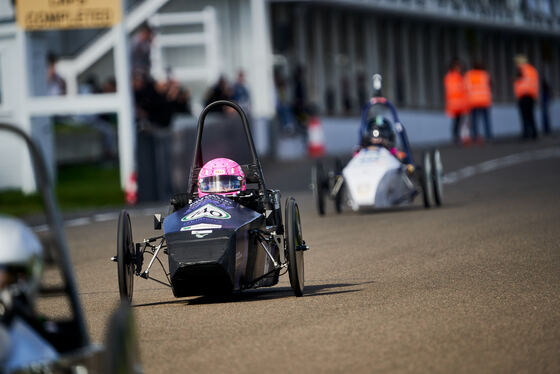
left=191, top=230, right=213, bottom=238
left=181, top=204, right=231, bottom=221
left=180, top=223, right=223, bottom=231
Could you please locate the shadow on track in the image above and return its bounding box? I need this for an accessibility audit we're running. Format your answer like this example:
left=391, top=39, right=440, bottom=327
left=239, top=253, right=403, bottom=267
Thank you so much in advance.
left=132, top=281, right=372, bottom=308
left=356, top=203, right=463, bottom=215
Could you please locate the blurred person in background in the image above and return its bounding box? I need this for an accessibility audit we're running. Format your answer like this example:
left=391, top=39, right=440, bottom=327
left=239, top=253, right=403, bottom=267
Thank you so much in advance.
left=541, top=74, right=552, bottom=135
left=133, top=70, right=191, bottom=129
left=356, top=71, right=368, bottom=110
left=76, top=75, right=117, bottom=159
left=325, top=86, right=336, bottom=116
left=46, top=52, right=66, bottom=96
left=133, top=68, right=165, bottom=203
left=292, top=65, right=308, bottom=128
left=102, top=76, right=117, bottom=93
left=99, top=77, right=118, bottom=133
left=444, top=58, right=468, bottom=145
left=342, top=76, right=352, bottom=114
left=514, top=55, right=539, bottom=140
left=465, top=61, right=493, bottom=144
left=163, top=67, right=192, bottom=115
left=204, top=75, right=233, bottom=111
left=132, top=70, right=157, bottom=126
left=80, top=75, right=101, bottom=94
left=274, top=66, right=295, bottom=133
left=232, top=70, right=250, bottom=113
left=133, top=69, right=191, bottom=202
left=132, top=23, right=153, bottom=76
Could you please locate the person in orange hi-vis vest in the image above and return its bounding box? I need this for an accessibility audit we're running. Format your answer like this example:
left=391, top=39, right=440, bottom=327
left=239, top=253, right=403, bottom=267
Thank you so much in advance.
left=514, top=55, right=539, bottom=139
left=444, top=59, right=468, bottom=144
left=465, top=61, right=493, bottom=144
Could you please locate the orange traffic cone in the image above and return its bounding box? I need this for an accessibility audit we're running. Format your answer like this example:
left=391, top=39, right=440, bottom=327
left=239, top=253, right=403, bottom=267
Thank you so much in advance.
left=307, top=116, right=325, bottom=158
left=125, top=172, right=138, bottom=205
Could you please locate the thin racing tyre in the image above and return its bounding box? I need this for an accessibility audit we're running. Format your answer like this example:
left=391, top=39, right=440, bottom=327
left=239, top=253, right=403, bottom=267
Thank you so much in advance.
left=285, top=197, right=304, bottom=297
left=334, top=158, right=344, bottom=214
left=431, top=149, right=444, bottom=206
left=117, top=210, right=135, bottom=303
left=421, top=152, right=434, bottom=208
left=311, top=161, right=326, bottom=216
left=104, top=302, right=143, bottom=374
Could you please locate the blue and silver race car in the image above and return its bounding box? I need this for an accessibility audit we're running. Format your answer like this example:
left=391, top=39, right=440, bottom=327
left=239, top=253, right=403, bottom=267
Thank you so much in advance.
left=312, top=75, right=444, bottom=214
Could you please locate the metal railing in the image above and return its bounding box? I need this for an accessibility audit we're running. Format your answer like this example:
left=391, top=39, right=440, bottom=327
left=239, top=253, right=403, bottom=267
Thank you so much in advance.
left=148, top=7, right=220, bottom=85
left=318, top=0, right=560, bottom=33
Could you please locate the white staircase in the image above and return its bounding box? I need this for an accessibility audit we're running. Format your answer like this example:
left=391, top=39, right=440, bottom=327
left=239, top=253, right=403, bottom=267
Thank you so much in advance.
left=149, top=7, right=220, bottom=85
left=57, top=0, right=170, bottom=96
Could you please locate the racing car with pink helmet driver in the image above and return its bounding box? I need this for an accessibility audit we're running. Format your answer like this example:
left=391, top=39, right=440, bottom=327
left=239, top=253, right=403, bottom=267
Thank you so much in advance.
left=112, top=100, right=309, bottom=301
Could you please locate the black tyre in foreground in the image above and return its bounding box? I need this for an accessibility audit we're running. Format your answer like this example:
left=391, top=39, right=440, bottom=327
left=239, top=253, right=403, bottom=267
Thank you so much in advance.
left=117, top=210, right=135, bottom=303
left=104, top=302, right=143, bottom=374
left=285, top=197, right=304, bottom=296
left=431, top=149, right=444, bottom=206
left=421, top=152, right=434, bottom=208
left=311, top=161, right=327, bottom=216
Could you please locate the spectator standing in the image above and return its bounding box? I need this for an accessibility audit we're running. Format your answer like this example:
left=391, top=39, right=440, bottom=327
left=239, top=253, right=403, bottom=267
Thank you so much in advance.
left=514, top=55, right=539, bottom=140
left=274, top=66, right=295, bottom=133
left=163, top=67, right=192, bottom=115
left=541, top=75, right=552, bottom=135
left=205, top=75, right=232, bottom=107
left=46, top=52, right=66, bottom=96
left=292, top=65, right=308, bottom=128
left=465, top=62, right=493, bottom=143
left=77, top=75, right=117, bottom=159
left=356, top=72, right=368, bottom=110
left=102, top=76, right=117, bottom=93
left=444, top=59, right=468, bottom=144
left=131, top=24, right=153, bottom=76
left=133, top=70, right=191, bottom=202
left=341, top=76, right=352, bottom=114
left=232, top=70, right=250, bottom=113
left=325, top=86, right=336, bottom=116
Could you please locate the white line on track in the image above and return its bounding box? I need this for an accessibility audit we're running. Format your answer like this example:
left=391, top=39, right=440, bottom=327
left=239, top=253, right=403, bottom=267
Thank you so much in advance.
left=65, top=217, right=92, bottom=227
left=33, top=224, right=49, bottom=233
left=93, top=212, right=119, bottom=222
left=31, top=146, right=559, bottom=231
left=442, top=146, right=560, bottom=185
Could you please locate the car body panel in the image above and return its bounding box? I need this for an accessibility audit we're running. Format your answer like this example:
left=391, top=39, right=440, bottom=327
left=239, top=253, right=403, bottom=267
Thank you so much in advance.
left=343, top=147, right=416, bottom=210
left=163, top=194, right=279, bottom=296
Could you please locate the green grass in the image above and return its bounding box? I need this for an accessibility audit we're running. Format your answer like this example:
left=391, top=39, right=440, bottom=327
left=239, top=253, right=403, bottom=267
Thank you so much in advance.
left=0, top=163, right=124, bottom=217
left=53, top=122, right=100, bottom=135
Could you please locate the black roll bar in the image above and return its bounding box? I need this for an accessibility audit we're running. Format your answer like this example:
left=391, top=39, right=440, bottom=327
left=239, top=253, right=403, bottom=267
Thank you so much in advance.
left=187, top=101, right=269, bottom=202
left=0, top=123, right=90, bottom=348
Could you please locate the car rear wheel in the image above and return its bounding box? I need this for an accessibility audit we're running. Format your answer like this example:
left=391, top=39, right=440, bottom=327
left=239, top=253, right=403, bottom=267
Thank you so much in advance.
left=117, top=210, right=135, bottom=303
left=431, top=149, right=444, bottom=206
left=334, top=158, right=344, bottom=214
left=421, top=152, right=434, bottom=208
left=285, top=197, right=304, bottom=297
left=311, top=161, right=327, bottom=216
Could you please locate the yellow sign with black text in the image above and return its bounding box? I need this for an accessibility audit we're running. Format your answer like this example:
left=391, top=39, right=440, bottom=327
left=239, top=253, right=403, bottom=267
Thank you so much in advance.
left=16, top=0, right=121, bottom=30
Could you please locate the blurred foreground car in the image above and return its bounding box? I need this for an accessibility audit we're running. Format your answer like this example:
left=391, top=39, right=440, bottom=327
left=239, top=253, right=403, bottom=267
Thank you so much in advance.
left=312, top=75, right=444, bottom=214
left=113, top=101, right=309, bottom=302
left=0, top=124, right=141, bottom=374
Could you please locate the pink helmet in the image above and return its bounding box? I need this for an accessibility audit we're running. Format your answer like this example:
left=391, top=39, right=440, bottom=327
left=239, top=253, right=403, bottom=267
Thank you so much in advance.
left=197, top=158, right=246, bottom=197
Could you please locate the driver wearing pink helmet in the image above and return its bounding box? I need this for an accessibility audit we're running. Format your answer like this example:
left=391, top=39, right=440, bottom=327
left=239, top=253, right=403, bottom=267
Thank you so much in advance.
left=197, top=158, right=247, bottom=197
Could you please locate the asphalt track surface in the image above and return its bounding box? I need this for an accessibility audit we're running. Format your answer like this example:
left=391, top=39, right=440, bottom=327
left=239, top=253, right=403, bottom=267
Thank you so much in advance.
left=43, top=136, right=560, bottom=373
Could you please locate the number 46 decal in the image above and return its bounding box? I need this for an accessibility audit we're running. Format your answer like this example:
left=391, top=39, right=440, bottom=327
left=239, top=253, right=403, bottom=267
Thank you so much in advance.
left=182, top=204, right=231, bottom=221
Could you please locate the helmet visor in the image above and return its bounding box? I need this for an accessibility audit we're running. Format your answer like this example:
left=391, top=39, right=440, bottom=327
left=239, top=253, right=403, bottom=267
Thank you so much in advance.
left=199, top=175, right=243, bottom=194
